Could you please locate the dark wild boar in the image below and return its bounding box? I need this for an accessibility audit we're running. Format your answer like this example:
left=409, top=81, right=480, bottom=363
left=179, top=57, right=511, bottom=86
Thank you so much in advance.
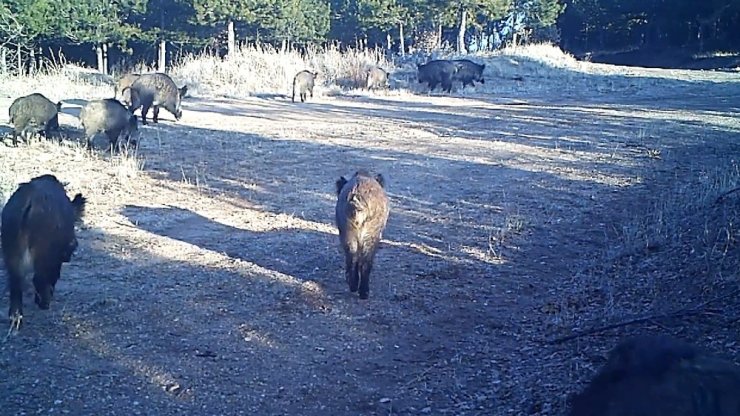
left=2, top=174, right=86, bottom=331
left=292, top=70, right=317, bottom=103
left=569, top=334, right=740, bottom=416
left=335, top=170, right=390, bottom=299
left=417, top=60, right=458, bottom=93
left=129, top=73, right=187, bottom=124
left=452, top=59, right=485, bottom=87
left=366, top=67, right=389, bottom=90
left=79, top=99, right=139, bottom=151
left=8, top=93, right=62, bottom=146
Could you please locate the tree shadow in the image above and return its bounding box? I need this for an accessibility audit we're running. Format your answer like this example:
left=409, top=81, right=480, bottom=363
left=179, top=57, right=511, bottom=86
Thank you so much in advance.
left=0, top=225, right=353, bottom=414
left=121, top=204, right=341, bottom=286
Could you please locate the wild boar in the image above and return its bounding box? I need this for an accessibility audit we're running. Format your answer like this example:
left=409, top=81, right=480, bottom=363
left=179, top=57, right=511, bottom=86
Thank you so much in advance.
left=569, top=334, right=740, bottom=416
left=417, top=60, right=458, bottom=93
left=366, top=67, right=389, bottom=91
left=114, top=73, right=142, bottom=100
left=292, top=70, right=317, bottom=103
left=129, top=73, right=187, bottom=124
left=79, top=99, right=139, bottom=151
left=2, top=174, right=86, bottom=331
left=452, top=59, right=485, bottom=87
left=8, top=93, right=62, bottom=146
left=335, top=170, right=390, bottom=299
left=119, top=86, right=141, bottom=113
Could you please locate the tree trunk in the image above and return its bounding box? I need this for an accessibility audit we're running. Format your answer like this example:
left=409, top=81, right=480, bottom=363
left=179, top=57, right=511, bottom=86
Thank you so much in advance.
left=437, top=23, right=443, bottom=48
left=1, top=47, right=6, bottom=74
left=512, top=31, right=519, bottom=47
left=281, top=38, right=287, bottom=53
left=399, top=22, right=405, bottom=56
left=103, top=43, right=108, bottom=75
left=158, top=39, right=166, bottom=72
left=16, top=43, right=22, bottom=76
left=29, top=47, right=35, bottom=75
left=96, top=43, right=104, bottom=73
left=386, top=32, right=392, bottom=51
left=457, top=8, right=467, bottom=53
left=227, top=20, right=236, bottom=56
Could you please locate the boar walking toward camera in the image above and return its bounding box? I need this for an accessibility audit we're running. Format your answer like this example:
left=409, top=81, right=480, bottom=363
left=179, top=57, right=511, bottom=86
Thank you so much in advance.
left=79, top=99, right=139, bottom=151
left=2, top=174, right=86, bottom=331
left=335, top=171, right=390, bottom=299
left=8, top=93, right=62, bottom=146
left=417, top=60, right=457, bottom=93
left=292, top=70, right=317, bottom=103
left=366, top=67, right=389, bottom=90
left=128, top=73, right=187, bottom=124
left=452, top=59, right=485, bottom=88
left=569, top=334, right=740, bottom=416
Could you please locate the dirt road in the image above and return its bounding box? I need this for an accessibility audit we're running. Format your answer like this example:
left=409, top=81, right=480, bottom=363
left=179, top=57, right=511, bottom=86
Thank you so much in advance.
left=1, top=68, right=739, bottom=415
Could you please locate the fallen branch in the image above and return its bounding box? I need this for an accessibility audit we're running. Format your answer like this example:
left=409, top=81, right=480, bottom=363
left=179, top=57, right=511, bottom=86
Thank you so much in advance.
left=547, top=288, right=740, bottom=344
left=714, top=187, right=740, bottom=204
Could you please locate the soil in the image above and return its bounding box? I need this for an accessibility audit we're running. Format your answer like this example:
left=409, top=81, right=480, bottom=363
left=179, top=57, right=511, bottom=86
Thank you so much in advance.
left=0, top=68, right=739, bottom=416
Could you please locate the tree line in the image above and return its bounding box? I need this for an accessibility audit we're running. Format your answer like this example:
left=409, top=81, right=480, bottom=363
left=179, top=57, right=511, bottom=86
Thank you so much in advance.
left=1, top=0, right=738, bottom=74
left=0, top=0, right=562, bottom=73
left=560, top=0, right=740, bottom=55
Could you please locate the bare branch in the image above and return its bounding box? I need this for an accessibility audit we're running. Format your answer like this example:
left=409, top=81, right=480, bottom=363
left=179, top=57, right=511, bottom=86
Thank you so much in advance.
left=546, top=288, right=740, bottom=344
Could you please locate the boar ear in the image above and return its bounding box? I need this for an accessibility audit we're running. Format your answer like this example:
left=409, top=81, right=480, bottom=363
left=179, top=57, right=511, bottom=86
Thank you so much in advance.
left=335, top=177, right=348, bottom=195
left=71, top=194, right=87, bottom=221
left=480, top=63, right=486, bottom=70
left=375, top=173, right=386, bottom=188
left=179, top=85, right=188, bottom=97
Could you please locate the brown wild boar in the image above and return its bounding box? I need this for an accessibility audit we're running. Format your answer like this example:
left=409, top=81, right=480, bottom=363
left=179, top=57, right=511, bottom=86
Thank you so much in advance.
left=8, top=93, right=62, bottom=146
left=119, top=86, right=141, bottom=113
left=335, top=170, right=390, bottom=299
left=79, top=99, right=139, bottom=151
left=366, top=66, right=389, bottom=91
left=129, top=73, right=187, bottom=124
left=569, top=334, right=740, bottom=416
left=292, top=70, right=317, bottom=103
left=114, top=73, right=141, bottom=99
left=2, top=174, right=86, bottom=331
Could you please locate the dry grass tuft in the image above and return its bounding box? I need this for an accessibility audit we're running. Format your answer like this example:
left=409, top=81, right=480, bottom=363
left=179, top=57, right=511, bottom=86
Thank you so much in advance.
left=170, top=44, right=393, bottom=98
left=0, top=65, right=114, bottom=101
left=498, top=42, right=579, bottom=69
left=0, top=137, right=147, bottom=222
left=617, top=161, right=740, bottom=261
left=488, top=211, right=528, bottom=261
left=552, top=156, right=740, bottom=335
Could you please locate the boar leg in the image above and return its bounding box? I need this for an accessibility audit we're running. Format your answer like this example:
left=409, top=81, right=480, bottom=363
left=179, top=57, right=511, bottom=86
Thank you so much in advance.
left=7, top=266, right=25, bottom=331
left=358, top=260, right=373, bottom=300
left=141, top=103, right=151, bottom=125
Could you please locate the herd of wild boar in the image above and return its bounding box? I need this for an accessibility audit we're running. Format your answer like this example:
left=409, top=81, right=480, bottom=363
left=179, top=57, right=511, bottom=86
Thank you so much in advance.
left=4, top=58, right=740, bottom=415
left=2, top=65, right=400, bottom=325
